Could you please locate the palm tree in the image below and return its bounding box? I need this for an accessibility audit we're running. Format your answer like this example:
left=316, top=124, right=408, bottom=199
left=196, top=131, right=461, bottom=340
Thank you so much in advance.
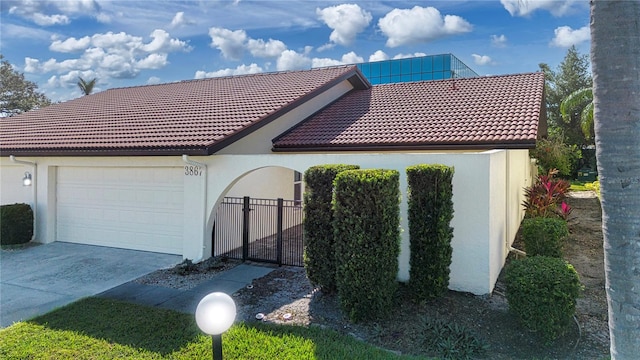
left=560, top=87, right=593, bottom=141
left=77, top=77, right=97, bottom=95
left=590, top=1, right=640, bottom=358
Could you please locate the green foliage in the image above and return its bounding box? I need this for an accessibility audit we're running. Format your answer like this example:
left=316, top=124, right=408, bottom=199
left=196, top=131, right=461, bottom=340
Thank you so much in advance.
left=77, top=77, right=97, bottom=95
left=521, top=217, right=569, bottom=257
left=530, top=133, right=582, bottom=177
left=0, top=203, right=33, bottom=246
left=420, top=317, right=489, bottom=360
left=0, top=54, right=51, bottom=116
left=539, top=46, right=593, bottom=147
left=560, top=87, right=594, bottom=141
left=406, top=164, right=455, bottom=300
left=303, top=164, right=359, bottom=293
left=333, top=169, right=401, bottom=322
left=523, top=169, right=572, bottom=220
left=1, top=297, right=421, bottom=360
left=505, top=256, right=583, bottom=343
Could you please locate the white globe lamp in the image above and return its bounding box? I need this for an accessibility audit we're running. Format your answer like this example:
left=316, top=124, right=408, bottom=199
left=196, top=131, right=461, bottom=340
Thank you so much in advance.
left=195, top=292, right=236, bottom=360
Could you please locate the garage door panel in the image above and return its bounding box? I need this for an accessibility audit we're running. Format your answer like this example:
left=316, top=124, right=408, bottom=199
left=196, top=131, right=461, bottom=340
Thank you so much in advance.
left=57, top=167, right=184, bottom=254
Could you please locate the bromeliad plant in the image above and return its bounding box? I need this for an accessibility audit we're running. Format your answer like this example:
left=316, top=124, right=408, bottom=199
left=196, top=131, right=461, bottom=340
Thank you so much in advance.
left=522, top=169, right=572, bottom=220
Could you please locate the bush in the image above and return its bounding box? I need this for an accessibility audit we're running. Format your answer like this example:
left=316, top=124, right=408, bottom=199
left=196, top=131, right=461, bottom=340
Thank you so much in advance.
left=505, top=256, right=582, bottom=342
left=1, top=203, right=34, bottom=246
left=521, top=217, right=569, bottom=257
left=530, top=134, right=581, bottom=177
left=406, top=164, right=455, bottom=300
left=420, top=317, right=489, bottom=360
left=333, top=169, right=400, bottom=322
left=303, top=164, right=359, bottom=293
left=523, top=169, right=572, bottom=220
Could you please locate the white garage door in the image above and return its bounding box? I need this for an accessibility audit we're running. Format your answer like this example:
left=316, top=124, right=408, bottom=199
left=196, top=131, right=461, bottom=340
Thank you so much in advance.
left=57, top=167, right=184, bottom=254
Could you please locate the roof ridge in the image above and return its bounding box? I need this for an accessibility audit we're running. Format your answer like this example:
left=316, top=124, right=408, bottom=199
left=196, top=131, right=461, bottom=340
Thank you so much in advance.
left=103, top=65, right=358, bottom=92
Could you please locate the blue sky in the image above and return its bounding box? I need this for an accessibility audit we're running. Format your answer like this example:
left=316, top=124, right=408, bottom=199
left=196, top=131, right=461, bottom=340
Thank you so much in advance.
left=1, top=0, right=591, bottom=102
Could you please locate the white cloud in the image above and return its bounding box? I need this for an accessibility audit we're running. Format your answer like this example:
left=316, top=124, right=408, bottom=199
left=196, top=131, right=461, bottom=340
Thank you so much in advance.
left=6, top=0, right=101, bottom=26
left=378, top=6, right=472, bottom=47
left=208, top=27, right=248, bottom=60
left=277, top=50, right=312, bottom=71
left=392, top=52, right=427, bottom=59
left=147, top=76, right=162, bottom=85
left=311, top=51, right=364, bottom=68
left=142, top=29, right=191, bottom=53
left=369, top=50, right=389, bottom=62
left=491, top=34, right=507, bottom=48
left=50, top=36, right=91, bottom=53
left=472, top=54, right=493, bottom=66
left=316, top=4, right=372, bottom=46
left=550, top=25, right=590, bottom=47
left=247, top=38, right=287, bottom=58
left=194, top=63, right=263, bottom=79
left=501, top=0, right=583, bottom=17
left=170, top=11, right=194, bottom=28
left=25, top=29, right=191, bottom=86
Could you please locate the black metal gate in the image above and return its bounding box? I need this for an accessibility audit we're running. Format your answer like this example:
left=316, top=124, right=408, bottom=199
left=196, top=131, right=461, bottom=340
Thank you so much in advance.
left=213, top=196, right=304, bottom=266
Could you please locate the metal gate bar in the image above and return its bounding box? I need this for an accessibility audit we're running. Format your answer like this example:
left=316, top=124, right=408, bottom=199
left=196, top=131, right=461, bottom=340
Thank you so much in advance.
left=213, top=196, right=303, bottom=266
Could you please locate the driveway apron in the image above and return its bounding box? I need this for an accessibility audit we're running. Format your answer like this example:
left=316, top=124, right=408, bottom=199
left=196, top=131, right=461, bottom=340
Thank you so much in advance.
left=0, top=242, right=180, bottom=328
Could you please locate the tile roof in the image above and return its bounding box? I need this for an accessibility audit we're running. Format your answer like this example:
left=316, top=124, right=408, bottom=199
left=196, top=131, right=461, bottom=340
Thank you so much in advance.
left=1, top=66, right=365, bottom=156
left=273, top=72, right=546, bottom=151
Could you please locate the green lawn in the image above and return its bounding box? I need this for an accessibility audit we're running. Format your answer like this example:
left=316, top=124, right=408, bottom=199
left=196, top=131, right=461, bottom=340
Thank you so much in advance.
left=0, top=297, right=429, bottom=360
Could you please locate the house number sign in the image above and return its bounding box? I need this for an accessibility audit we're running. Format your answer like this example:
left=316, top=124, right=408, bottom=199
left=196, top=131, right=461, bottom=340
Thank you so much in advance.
left=184, top=165, right=203, bottom=176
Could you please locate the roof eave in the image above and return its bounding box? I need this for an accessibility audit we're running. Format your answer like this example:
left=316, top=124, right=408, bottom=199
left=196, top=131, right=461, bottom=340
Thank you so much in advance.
left=271, top=141, right=537, bottom=153
left=2, top=147, right=210, bottom=157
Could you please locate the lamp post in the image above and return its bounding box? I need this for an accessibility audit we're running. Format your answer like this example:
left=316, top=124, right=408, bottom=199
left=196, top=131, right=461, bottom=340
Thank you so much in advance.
left=195, top=292, right=236, bottom=360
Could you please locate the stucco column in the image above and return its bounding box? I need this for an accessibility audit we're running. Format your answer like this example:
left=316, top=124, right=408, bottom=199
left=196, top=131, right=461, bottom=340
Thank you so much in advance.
left=182, top=156, right=208, bottom=261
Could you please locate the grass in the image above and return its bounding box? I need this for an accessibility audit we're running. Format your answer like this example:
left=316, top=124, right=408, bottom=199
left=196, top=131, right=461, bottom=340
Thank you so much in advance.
left=0, top=297, right=429, bottom=360
left=570, top=180, right=600, bottom=197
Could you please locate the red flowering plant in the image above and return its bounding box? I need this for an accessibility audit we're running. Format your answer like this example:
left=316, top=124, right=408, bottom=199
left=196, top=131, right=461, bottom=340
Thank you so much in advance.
left=522, top=169, right=572, bottom=220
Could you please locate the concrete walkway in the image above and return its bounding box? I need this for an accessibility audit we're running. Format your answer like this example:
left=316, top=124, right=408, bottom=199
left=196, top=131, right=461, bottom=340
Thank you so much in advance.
left=97, top=264, right=275, bottom=314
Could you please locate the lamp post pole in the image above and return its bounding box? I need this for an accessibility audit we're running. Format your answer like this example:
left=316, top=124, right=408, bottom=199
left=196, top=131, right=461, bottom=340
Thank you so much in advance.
left=212, top=334, right=222, bottom=360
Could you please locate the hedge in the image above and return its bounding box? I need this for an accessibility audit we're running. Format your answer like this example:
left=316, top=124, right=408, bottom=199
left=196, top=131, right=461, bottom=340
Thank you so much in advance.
left=333, top=169, right=400, bottom=322
left=303, top=164, right=359, bottom=293
left=406, top=164, right=455, bottom=300
left=505, top=256, right=582, bottom=342
left=1, top=203, right=34, bottom=246
left=521, top=217, right=569, bottom=258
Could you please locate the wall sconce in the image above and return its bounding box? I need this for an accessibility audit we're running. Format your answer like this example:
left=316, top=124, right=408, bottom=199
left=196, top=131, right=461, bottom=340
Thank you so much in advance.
left=23, top=172, right=33, bottom=186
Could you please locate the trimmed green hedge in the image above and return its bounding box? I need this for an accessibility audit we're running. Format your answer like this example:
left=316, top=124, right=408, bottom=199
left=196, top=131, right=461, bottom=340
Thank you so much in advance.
left=406, top=164, right=455, bottom=300
left=521, top=217, right=568, bottom=258
left=505, top=256, right=582, bottom=342
left=1, top=203, right=33, bottom=246
left=333, top=169, right=400, bottom=322
left=303, top=164, right=359, bottom=293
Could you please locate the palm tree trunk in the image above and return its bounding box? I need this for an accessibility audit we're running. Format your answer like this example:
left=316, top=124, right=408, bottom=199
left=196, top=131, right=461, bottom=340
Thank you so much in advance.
left=590, top=1, right=640, bottom=358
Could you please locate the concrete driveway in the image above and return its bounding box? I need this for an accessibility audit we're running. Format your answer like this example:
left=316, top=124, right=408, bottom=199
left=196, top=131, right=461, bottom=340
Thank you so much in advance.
left=0, top=242, right=181, bottom=328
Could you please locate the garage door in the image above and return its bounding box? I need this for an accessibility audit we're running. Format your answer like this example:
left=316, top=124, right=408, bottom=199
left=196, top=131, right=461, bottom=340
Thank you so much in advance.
left=57, top=167, right=184, bottom=254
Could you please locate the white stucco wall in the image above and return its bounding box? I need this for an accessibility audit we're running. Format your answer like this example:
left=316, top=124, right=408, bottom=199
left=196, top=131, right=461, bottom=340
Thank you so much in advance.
left=1, top=165, right=32, bottom=205
left=0, top=148, right=531, bottom=295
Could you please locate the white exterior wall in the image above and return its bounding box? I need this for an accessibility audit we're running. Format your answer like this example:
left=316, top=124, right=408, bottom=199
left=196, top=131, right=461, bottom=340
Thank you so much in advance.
left=1, top=165, right=32, bottom=205
left=0, top=148, right=532, bottom=295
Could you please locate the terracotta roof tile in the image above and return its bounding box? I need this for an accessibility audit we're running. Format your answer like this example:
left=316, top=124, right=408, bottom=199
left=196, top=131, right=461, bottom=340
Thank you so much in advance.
left=1, top=66, right=362, bottom=156
left=273, top=72, right=545, bottom=150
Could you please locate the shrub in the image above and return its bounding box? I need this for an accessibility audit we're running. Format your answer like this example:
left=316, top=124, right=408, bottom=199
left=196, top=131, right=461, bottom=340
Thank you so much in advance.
left=522, top=169, right=572, bottom=220
left=530, top=134, right=581, bottom=177
left=406, top=164, right=455, bottom=300
left=505, top=256, right=582, bottom=342
left=420, top=317, right=489, bottom=360
left=521, top=217, right=569, bottom=257
left=333, top=169, right=400, bottom=322
left=1, top=203, right=34, bottom=246
left=303, top=164, right=359, bottom=293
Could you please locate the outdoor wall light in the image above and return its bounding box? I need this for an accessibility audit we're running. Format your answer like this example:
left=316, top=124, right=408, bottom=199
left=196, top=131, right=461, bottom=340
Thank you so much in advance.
left=195, top=292, right=236, bottom=360
left=22, top=172, right=32, bottom=186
